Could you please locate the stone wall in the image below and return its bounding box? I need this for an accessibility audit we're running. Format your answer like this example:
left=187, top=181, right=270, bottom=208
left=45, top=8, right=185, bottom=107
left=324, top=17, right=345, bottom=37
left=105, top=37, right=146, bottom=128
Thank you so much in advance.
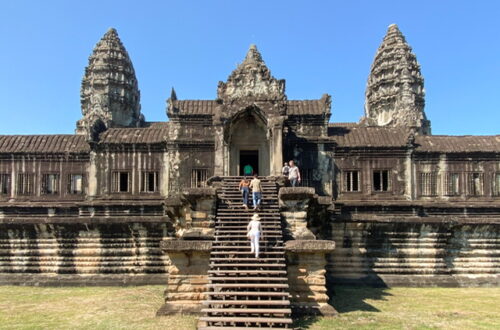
left=328, top=218, right=500, bottom=287
left=0, top=221, right=171, bottom=285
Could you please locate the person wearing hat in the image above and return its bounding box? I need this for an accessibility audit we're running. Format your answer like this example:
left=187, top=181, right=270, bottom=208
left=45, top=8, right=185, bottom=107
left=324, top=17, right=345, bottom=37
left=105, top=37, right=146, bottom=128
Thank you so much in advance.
left=247, top=213, right=263, bottom=258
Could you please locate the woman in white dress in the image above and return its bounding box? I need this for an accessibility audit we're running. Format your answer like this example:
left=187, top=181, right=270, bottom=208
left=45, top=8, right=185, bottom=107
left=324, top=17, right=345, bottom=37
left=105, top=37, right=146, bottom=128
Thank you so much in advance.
left=247, top=213, right=263, bottom=258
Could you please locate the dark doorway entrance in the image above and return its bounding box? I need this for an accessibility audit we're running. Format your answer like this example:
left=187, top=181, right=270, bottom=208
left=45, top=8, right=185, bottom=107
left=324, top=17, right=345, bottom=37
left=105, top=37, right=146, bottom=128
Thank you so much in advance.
left=240, top=150, right=259, bottom=176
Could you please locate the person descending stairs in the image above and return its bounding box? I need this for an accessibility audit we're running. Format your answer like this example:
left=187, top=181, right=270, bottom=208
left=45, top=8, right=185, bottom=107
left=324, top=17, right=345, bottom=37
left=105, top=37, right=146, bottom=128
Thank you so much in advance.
left=198, top=176, right=293, bottom=329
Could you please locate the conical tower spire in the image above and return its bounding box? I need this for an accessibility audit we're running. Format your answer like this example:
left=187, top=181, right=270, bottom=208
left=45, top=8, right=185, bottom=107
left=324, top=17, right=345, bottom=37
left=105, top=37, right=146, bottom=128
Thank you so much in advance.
left=217, top=44, right=286, bottom=102
left=76, top=28, right=143, bottom=139
left=363, top=24, right=431, bottom=134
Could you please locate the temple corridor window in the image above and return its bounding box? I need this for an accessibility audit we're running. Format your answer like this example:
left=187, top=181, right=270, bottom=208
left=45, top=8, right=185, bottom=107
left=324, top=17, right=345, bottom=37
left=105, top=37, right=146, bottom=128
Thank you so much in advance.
left=466, top=172, right=483, bottom=196
left=16, top=173, right=34, bottom=195
left=0, top=174, right=10, bottom=195
left=493, top=173, right=500, bottom=196
left=41, top=174, right=60, bottom=195
left=68, top=174, right=84, bottom=194
left=373, top=170, right=390, bottom=192
left=191, top=169, right=208, bottom=188
left=343, top=170, right=360, bottom=192
left=141, top=171, right=158, bottom=193
left=444, top=173, right=460, bottom=196
left=419, top=172, right=437, bottom=196
left=112, top=171, right=130, bottom=193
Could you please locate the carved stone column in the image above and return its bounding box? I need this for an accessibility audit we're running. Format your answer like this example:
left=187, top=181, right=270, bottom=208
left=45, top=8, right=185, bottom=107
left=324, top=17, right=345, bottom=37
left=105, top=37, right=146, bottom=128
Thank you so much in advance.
left=270, top=120, right=284, bottom=176
left=213, top=124, right=225, bottom=177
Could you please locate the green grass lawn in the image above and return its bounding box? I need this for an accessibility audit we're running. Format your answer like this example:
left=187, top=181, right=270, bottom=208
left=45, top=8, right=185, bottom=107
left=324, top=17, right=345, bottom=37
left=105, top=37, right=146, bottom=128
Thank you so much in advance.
left=0, top=285, right=498, bottom=329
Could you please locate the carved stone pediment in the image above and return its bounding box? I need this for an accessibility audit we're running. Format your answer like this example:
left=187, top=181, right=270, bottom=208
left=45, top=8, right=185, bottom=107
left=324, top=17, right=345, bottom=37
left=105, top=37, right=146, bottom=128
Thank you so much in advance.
left=217, top=45, right=286, bottom=103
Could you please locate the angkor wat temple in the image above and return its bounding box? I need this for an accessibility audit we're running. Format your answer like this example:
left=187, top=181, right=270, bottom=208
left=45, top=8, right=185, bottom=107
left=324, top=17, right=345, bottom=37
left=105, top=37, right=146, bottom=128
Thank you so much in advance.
left=0, top=24, right=499, bottom=324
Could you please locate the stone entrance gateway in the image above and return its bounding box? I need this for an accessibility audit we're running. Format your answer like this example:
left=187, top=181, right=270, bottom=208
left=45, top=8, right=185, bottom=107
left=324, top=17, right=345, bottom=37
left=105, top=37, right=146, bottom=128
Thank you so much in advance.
left=228, top=110, right=270, bottom=176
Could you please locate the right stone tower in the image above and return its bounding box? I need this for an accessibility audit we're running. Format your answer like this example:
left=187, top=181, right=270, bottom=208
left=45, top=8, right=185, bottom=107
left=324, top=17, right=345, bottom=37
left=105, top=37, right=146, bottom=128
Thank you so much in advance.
left=363, top=24, right=431, bottom=135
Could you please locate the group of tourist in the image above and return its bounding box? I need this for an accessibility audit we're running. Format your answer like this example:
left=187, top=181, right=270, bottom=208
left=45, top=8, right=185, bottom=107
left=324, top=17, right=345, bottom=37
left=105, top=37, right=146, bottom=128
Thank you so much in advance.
left=239, top=160, right=301, bottom=210
left=243, top=160, right=301, bottom=258
left=281, top=160, right=301, bottom=187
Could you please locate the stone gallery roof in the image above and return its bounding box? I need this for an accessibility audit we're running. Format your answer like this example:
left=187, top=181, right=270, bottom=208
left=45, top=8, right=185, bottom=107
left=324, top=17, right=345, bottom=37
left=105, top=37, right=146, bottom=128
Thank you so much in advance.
left=173, top=100, right=217, bottom=115
left=287, top=100, right=329, bottom=116
left=328, top=123, right=410, bottom=148
left=0, top=135, right=90, bottom=154
left=170, top=100, right=327, bottom=116
left=415, top=135, right=500, bottom=153
left=99, top=123, right=168, bottom=144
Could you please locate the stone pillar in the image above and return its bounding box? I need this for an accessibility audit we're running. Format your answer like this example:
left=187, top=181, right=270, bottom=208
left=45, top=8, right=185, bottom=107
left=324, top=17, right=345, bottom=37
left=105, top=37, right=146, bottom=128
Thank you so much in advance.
left=285, top=240, right=336, bottom=316
left=279, top=187, right=336, bottom=316
left=213, top=124, right=225, bottom=176
left=279, top=187, right=317, bottom=240
left=269, top=117, right=284, bottom=176
left=156, top=240, right=212, bottom=315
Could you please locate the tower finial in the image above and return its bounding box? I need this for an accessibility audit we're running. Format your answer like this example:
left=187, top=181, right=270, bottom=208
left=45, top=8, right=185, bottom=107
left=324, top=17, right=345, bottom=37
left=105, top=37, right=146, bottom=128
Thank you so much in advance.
left=170, top=87, right=177, bottom=101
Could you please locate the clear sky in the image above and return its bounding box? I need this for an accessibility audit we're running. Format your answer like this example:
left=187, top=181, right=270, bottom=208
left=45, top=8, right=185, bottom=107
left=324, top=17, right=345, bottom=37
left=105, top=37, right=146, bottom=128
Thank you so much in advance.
left=0, top=1, right=499, bottom=135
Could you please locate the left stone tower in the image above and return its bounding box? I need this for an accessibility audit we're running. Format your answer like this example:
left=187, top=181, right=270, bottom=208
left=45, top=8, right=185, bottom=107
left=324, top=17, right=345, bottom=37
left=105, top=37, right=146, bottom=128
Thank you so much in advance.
left=76, top=28, right=143, bottom=140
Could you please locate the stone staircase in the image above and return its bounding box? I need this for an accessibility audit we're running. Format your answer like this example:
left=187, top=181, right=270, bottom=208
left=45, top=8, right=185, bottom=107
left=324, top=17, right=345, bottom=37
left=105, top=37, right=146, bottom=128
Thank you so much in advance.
left=199, top=176, right=292, bottom=329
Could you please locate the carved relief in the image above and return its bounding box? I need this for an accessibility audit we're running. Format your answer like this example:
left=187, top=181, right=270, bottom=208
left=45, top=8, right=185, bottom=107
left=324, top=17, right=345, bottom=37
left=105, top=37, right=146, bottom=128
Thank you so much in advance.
left=217, top=45, right=286, bottom=103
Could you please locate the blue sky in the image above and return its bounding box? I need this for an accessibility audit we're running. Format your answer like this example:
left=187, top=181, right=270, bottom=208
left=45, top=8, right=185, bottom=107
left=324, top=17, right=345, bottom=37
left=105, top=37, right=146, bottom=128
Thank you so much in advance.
left=0, top=1, right=499, bottom=135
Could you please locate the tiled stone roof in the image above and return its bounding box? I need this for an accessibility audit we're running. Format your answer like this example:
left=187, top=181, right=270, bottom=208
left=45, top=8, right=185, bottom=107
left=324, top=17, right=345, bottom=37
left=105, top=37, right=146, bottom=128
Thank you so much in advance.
left=0, top=135, right=89, bottom=153
left=328, top=124, right=410, bottom=148
left=173, top=100, right=217, bottom=115
left=415, top=135, right=500, bottom=153
left=170, top=100, right=328, bottom=116
left=287, top=100, right=328, bottom=115
left=99, top=123, right=168, bottom=144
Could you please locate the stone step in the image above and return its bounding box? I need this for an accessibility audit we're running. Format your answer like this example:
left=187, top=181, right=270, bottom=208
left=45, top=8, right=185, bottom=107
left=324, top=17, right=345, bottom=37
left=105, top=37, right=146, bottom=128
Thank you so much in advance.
left=209, top=258, right=284, bottom=262
left=217, top=209, right=279, bottom=213
left=212, top=244, right=283, bottom=246
left=212, top=245, right=284, bottom=249
left=204, top=291, right=290, bottom=297
left=216, top=217, right=280, bottom=220
left=199, top=316, right=292, bottom=324
left=215, top=225, right=282, bottom=230
left=201, top=308, right=291, bottom=314
left=202, top=300, right=290, bottom=306
left=210, top=251, right=284, bottom=256
left=208, top=276, right=287, bottom=281
left=216, top=217, right=281, bottom=220
left=207, top=270, right=287, bottom=275
left=207, top=283, right=288, bottom=289
left=215, top=230, right=282, bottom=234
left=210, top=264, right=286, bottom=268
left=215, top=229, right=283, bottom=238
left=214, top=238, right=283, bottom=241
left=213, top=237, right=283, bottom=241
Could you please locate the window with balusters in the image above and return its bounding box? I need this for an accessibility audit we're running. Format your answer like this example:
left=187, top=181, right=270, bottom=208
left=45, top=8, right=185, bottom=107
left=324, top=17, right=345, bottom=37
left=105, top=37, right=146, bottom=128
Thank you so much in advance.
left=191, top=169, right=208, bottom=188
left=418, top=172, right=438, bottom=196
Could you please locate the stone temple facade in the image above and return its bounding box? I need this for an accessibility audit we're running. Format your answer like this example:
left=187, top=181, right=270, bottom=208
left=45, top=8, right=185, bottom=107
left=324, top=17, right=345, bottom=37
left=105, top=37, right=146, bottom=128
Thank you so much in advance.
left=0, top=25, right=499, bottom=304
